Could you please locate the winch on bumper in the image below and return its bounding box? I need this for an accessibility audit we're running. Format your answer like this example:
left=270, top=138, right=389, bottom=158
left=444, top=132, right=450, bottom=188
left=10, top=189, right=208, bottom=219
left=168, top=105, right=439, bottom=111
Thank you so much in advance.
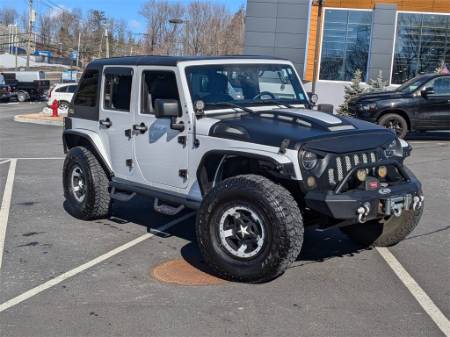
left=304, top=163, right=424, bottom=224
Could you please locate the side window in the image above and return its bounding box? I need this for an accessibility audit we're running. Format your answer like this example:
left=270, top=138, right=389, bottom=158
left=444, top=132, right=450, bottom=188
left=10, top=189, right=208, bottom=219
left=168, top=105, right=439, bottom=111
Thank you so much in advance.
left=430, top=77, right=450, bottom=96
left=141, top=71, right=179, bottom=114
left=55, top=86, right=67, bottom=93
left=103, top=68, right=133, bottom=111
left=67, top=85, right=78, bottom=93
left=73, top=70, right=99, bottom=107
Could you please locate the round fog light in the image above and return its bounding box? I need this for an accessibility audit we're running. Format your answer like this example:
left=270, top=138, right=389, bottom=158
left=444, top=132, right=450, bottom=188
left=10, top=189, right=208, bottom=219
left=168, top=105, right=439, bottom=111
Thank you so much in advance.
left=306, top=176, right=316, bottom=188
left=356, top=169, right=367, bottom=182
left=378, top=166, right=387, bottom=178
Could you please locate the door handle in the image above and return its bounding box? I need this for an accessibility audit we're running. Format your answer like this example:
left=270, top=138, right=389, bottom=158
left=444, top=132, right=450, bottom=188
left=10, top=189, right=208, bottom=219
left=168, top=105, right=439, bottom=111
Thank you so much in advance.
left=99, top=118, right=112, bottom=128
left=133, top=122, right=148, bottom=134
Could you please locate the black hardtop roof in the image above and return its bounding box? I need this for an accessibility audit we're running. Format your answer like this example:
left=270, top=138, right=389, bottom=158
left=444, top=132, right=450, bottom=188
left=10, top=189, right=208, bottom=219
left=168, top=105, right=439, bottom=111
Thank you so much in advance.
left=87, top=55, right=288, bottom=68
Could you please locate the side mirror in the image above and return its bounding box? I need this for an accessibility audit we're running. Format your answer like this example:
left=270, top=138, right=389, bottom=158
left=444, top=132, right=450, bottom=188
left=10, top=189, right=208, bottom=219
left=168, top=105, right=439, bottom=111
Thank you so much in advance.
left=154, top=99, right=181, bottom=118
left=317, top=103, right=334, bottom=114
left=307, top=92, right=318, bottom=105
left=421, top=87, right=434, bottom=98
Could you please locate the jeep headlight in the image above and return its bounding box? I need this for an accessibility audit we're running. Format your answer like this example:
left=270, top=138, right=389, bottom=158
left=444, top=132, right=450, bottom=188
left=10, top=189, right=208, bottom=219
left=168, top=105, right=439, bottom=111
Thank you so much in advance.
left=300, top=150, right=318, bottom=170
left=384, top=139, right=403, bottom=158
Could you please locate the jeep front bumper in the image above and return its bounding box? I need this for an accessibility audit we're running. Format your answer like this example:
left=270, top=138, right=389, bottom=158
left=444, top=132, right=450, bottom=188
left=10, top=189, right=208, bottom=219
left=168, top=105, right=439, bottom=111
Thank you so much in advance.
left=304, top=167, right=423, bottom=223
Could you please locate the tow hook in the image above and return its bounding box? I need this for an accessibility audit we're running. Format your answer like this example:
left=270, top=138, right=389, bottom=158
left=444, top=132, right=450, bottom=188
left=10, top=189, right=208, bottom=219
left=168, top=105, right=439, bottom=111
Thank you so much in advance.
left=413, top=195, right=424, bottom=211
left=357, top=202, right=371, bottom=223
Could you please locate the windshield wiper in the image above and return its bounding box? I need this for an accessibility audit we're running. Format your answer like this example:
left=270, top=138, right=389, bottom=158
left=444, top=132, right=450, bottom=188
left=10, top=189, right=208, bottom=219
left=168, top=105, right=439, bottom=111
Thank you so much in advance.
left=207, top=102, right=255, bottom=114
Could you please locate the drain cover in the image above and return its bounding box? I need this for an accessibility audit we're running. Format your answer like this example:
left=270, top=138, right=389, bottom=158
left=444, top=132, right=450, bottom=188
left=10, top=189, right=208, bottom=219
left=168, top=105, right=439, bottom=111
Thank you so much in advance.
left=152, top=259, right=225, bottom=286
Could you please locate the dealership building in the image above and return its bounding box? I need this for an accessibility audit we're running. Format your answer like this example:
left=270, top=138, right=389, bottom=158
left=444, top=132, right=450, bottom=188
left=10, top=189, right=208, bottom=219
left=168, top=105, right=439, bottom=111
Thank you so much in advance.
left=244, top=0, right=450, bottom=104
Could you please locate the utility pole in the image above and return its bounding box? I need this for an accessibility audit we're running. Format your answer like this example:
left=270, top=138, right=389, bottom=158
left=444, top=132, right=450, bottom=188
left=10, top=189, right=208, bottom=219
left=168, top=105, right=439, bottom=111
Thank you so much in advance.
left=105, top=29, right=110, bottom=58
left=26, top=0, right=34, bottom=70
left=76, top=31, right=81, bottom=67
left=14, top=26, right=18, bottom=70
left=311, top=0, right=323, bottom=94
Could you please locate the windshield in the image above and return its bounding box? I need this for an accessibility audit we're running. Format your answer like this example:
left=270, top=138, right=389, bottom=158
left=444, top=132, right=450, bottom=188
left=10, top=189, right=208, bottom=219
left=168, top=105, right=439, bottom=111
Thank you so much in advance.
left=185, top=64, right=308, bottom=110
left=397, top=76, right=430, bottom=93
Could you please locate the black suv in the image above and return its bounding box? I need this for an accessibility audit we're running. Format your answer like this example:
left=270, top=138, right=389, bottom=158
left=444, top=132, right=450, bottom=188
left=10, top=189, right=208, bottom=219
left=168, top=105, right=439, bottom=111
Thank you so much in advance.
left=349, top=74, right=450, bottom=138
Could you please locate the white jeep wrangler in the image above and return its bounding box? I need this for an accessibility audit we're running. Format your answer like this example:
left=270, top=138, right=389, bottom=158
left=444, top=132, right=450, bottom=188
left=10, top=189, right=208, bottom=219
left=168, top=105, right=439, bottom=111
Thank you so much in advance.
left=62, top=56, right=424, bottom=282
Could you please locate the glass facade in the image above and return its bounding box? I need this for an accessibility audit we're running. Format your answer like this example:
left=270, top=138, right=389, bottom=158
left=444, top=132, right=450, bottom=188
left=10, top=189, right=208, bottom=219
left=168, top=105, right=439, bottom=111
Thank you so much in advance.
left=319, top=9, right=373, bottom=81
left=392, top=13, right=450, bottom=84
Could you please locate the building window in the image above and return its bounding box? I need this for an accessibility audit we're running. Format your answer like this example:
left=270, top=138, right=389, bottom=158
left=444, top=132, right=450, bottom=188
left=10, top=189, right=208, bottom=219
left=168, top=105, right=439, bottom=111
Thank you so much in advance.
left=319, top=9, right=373, bottom=81
left=392, top=13, right=450, bottom=84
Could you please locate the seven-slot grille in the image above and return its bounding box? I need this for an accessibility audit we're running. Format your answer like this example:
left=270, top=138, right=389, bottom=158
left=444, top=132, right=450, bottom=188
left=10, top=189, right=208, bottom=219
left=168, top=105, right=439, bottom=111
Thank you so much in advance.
left=328, top=151, right=379, bottom=185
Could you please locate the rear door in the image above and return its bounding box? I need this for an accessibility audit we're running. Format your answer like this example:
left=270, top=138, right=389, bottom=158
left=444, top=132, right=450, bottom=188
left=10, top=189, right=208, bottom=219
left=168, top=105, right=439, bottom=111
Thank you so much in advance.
left=98, top=66, right=136, bottom=180
left=417, top=77, right=450, bottom=129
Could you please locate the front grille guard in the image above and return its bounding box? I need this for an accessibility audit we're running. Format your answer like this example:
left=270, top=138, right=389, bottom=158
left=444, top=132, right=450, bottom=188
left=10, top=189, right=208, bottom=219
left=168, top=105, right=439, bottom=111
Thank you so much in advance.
left=334, top=159, right=409, bottom=194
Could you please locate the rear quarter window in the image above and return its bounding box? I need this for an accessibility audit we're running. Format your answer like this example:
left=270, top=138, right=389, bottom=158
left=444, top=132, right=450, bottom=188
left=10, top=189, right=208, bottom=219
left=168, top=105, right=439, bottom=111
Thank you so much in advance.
left=74, top=70, right=99, bottom=107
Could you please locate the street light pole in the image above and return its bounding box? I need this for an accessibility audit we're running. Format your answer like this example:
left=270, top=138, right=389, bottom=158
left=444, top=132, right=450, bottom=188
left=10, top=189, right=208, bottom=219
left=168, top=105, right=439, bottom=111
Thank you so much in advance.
left=169, top=18, right=189, bottom=56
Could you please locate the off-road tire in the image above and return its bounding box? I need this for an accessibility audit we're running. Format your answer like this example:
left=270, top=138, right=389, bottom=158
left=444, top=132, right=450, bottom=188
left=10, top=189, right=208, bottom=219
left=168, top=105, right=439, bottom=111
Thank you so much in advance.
left=340, top=207, right=423, bottom=247
left=196, top=174, right=304, bottom=283
left=63, top=146, right=111, bottom=220
left=379, top=113, right=409, bottom=139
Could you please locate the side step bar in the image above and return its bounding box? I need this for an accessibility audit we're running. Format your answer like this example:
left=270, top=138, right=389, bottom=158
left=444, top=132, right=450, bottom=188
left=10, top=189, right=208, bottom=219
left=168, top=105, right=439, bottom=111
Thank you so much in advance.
left=110, top=187, right=136, bottom=202
left=110, top=177, right=201, bottom=210
left=153, top=198, right=184, bottom=216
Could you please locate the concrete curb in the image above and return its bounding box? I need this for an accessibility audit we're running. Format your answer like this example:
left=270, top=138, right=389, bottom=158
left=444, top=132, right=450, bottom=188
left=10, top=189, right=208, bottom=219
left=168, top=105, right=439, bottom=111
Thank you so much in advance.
left=14, top=114, right=63, bottom=127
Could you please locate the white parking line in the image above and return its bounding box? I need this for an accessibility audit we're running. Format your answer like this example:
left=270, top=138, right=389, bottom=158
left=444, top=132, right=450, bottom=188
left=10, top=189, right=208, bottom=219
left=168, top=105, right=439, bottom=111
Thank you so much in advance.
left=0, top=160, right=10, bottom=165
left=0, top=159, right=17, bottom=269
left=377, top=247, right=450, bottom=337
left=0, top=211, right=195, bottom=313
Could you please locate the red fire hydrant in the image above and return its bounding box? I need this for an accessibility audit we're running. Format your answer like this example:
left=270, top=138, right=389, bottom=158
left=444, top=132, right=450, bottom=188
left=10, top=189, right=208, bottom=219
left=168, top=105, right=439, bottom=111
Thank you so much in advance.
left=51, top=100, right=59, bottom=117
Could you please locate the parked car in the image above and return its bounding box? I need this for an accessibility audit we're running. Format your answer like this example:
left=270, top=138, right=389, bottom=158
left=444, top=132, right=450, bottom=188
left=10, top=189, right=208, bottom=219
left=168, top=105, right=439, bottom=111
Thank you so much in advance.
left=48, top=83, right=78, bottom=113
left=349, top=73, right=450, bottom=138
left=0, top=74, right=12, bottom=102
left=62, top=56, right=424, bottom=282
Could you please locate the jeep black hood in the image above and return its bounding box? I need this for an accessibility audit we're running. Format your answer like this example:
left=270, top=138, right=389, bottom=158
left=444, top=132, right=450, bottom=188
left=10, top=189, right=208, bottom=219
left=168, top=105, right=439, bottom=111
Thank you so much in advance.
left=209, top=109, right=395, bottom=153
left=350, top=90, right=405, bottom=103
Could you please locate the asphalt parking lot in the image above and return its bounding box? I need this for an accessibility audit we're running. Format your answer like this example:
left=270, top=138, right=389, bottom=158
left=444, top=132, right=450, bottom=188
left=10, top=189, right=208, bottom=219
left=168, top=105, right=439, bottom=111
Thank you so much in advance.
left=0, top=102, right=449, bottom=337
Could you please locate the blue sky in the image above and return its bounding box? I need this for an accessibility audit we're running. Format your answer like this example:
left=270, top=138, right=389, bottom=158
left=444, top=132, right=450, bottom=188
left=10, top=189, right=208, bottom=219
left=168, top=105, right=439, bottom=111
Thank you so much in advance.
left=0, top=0, right=246, bottom=33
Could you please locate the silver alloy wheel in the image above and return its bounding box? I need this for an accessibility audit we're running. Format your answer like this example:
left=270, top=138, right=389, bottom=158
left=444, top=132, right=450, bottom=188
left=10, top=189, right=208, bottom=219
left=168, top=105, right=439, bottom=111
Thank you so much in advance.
left=59, top=102, right=69, bottom=114
left=70, top=165, right=86, bottom=202
left=218, top=206, right=265, bottom=258
left=385, top=118, right=403, bottom=136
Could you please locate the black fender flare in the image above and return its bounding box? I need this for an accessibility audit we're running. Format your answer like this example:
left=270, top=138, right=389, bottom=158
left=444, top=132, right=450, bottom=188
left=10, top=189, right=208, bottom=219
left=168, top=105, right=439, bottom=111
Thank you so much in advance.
left=196, top=150, right=296, bottom=196
left=63, top=130, right=113, bottom=177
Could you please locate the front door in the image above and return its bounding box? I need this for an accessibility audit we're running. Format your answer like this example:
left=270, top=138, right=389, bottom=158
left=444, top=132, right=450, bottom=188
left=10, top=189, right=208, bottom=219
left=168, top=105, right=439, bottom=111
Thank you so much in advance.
left=417, top=77, right=450, bottom=130
left=98, top=66, right=136, bottom=180
left=132, top=67, right=190, bottom=189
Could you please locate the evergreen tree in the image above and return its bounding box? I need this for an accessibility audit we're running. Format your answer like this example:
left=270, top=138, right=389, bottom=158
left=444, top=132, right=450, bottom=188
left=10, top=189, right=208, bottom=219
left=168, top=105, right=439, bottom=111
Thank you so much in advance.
left=339, top=69, right=365, bottom=115
left=368, top=70, right=388, bottom=92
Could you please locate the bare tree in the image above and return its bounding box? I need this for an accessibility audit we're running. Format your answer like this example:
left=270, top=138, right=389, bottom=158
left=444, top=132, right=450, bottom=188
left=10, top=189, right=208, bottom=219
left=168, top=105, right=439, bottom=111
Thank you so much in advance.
left=140, top=0, right=245, bottom=56
left=0, top=8, right=17, bottom=26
